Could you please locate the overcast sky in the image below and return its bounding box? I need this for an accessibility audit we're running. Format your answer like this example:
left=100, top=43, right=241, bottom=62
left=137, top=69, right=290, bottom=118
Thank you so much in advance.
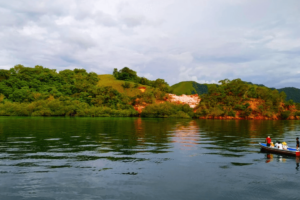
left=0, top=0, right=299, bottom=88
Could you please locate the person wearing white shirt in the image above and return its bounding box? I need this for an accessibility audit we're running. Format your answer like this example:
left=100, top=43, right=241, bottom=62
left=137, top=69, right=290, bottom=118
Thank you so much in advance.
left=278, top=142, right=283, bottom=150
left=275, top=141, right=279, bottom=148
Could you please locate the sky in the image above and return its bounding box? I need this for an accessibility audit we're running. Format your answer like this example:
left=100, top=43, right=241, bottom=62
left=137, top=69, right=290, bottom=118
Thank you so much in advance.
left=0, top=0, right=300, bottom=88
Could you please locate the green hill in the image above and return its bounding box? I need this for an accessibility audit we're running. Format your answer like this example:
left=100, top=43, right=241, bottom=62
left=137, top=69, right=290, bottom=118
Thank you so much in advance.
left=97, top=74, right=151, bottom=97
left=277, top=87, right=300, bottom=103
left=171, top=81, right=209, bottom=95
left=245, top=82, right=300, bottom=103
left=172, top=80, right=300, bottom=104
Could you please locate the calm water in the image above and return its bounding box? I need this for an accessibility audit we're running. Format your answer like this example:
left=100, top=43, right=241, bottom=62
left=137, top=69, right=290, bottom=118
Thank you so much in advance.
left=0, top=117, right=300, bottom=200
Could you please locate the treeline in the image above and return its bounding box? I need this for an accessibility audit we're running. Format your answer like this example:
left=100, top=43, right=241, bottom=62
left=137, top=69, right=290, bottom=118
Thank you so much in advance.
left=194, top=78, right=298, bottom=119
left=1, top=65, right=299, bottom=119
left=277, top=87, right=300, bottom=103
left=0, top=65, right=188, bottom=118
left=113, top=67, right=172, bottom=93
left=0, top=65, right=137, bottom=116
left=141, top=102, right=193, bottom=118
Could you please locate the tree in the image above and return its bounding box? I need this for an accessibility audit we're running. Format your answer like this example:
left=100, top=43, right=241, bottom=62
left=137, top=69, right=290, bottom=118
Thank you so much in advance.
left=115, top=67, right=137, bottom=81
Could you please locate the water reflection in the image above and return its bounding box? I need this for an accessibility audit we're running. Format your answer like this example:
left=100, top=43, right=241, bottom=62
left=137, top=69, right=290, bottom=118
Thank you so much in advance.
left=172, top=120, right=199, bottom=150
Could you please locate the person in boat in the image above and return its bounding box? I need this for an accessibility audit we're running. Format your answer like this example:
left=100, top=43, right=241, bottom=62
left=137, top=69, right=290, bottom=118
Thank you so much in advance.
left=275, top=141, right=279, bottom=148
left=278, top=142, right=283, bottom=150
left=282, top=141, right=288, bottom=150
left=265, top=136, right=271, bottom=147
left=297, top=137, right=299, bottom=150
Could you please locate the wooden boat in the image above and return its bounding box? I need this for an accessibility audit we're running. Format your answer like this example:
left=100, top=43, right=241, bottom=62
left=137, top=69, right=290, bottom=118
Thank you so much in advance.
left=259, top=143, right=300, bottom=156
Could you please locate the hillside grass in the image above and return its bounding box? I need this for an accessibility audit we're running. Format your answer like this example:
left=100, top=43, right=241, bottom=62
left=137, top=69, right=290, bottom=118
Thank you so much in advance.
left=97, top=74, right=152, bottom=97
left=171, top=81, right=196, bottom=95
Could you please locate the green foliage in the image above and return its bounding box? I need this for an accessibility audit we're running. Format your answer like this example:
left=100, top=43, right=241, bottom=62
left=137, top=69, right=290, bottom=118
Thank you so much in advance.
left=294, top=111, right=300, bottom=117
left=0, top=65, right=138, bottom=117
left=0, top=100, right=138, bottom=117
left=239, top=108, right=252, bottom=118
left=278, top=87, right=300, bottom=103
left=209, top=107, right=224, bottom=117
left=285, top=99, right=295, bottom=106
left=134, top=91, right=155, bottom=104
left=234, top=103, right=250, bottom=111
left=113, top=67, right=137, bottom=81
left=197, top=78, right=287, bottom=118
left=121, top=81, right=131, bottom=89
left=141, top=102, right=193, bottom=118
left=280, top=111, right=291, bottom=119
left=113, top=67, right=172, bottom=93
left=227, top=110, right=236, bottom=117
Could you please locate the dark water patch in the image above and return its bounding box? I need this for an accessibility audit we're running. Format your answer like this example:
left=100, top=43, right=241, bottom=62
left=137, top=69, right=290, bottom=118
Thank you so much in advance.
left=204, top=153, right=244, bottom=157
left=231, top=162, right=253, bottom=166
left=221, top=153, right=244, bottom=157
left=34, top=171, right=50, bottom=173
left=121, top=172, right=138, bottom=175
left=75, top=155, right=102, bottom=161
left=12, top=162, right=39, bottom=167
left=219, top=165, right=230, bottom=169
left=47, top=164, right=72, bottom=168
left=203, top=147, right=224, bottom=150
left=99, top=168, right=112, bottom=171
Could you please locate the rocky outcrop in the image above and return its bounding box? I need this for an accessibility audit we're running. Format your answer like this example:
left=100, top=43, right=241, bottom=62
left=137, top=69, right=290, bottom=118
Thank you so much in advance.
left=167, top=94, right=200, bottom=108
left=133, top=94, right=201, bottom=113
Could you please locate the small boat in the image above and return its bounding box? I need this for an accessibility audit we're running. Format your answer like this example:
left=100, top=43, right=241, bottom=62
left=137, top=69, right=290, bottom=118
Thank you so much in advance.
left=259, top=143, right=300, bottom=156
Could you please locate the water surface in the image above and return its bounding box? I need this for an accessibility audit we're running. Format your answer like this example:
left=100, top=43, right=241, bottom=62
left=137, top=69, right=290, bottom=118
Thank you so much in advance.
left=0, top=117, right=300, bottom=200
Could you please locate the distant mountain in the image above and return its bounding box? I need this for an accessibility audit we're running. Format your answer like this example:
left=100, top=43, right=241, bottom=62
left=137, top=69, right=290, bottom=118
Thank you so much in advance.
left=277, top=87, right=300, bottom=103
left=171, top=81, right=209, bottom=95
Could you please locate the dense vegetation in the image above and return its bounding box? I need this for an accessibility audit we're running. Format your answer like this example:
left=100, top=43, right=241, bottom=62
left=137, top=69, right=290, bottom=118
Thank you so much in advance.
left=0, top=65, right=299, bottom=119
left=141, top=102, right=193, bottom=118
left=194, top=79, right=296, bottom=119
left=172, top=80, right=300, bottom=105
left=277, top=87, right=300, bottom=103
left=113, top=67, right=172, bottom=93
left=0, top=65, right=137, bottom=116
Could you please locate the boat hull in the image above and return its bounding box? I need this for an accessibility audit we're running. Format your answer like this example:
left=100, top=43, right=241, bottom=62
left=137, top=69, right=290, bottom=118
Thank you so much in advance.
left=259, top=143, right=300, bottom=157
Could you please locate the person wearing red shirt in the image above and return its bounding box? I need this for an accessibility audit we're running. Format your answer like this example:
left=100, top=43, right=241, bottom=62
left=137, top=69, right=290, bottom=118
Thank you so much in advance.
left=265, top=136, right=271, bottom=147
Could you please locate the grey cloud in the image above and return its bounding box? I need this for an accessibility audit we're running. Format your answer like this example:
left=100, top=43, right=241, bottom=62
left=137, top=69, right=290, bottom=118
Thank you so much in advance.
left=94, top=11, right=118, bottom=27
left=0, top=0, right=300, bottom=89
left=119, top=14, right=146, bottom=27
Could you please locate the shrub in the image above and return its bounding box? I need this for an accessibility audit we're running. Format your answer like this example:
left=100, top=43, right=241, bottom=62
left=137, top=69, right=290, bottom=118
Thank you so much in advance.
left=209, top=107, right=224, bottom=117
left=141, top=102, right=193, bottom=118
left=294, top=111, right=300, bottom=117
left=281, top=111, right=291, bottom=119
left=121, top=81, right=131, bottom=89
left=227, top=110, right=236, bottom=117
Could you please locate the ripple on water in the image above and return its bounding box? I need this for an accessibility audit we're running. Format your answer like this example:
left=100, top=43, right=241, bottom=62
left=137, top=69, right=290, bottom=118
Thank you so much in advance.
left=44, top=138, right=62, bottom=141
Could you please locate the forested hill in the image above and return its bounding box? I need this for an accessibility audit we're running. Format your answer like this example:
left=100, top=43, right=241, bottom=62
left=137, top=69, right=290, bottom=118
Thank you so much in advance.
left=0, top=65, right=299, bottom=119
left=0, top=65, right=140, bottom=116
left=171, top=81, right=209, bottom=95
left=172, top=81, right=300, bottom=103
left=0, top=65, right=173, bottom=117
left=277, top=87, right=300, bottom=103
left=245, top=82, right=300, bottom=103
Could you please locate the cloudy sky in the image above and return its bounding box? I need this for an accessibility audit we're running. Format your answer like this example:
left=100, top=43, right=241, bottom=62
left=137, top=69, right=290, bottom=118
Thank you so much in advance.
left=0, top=0, right=299, bottom=88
